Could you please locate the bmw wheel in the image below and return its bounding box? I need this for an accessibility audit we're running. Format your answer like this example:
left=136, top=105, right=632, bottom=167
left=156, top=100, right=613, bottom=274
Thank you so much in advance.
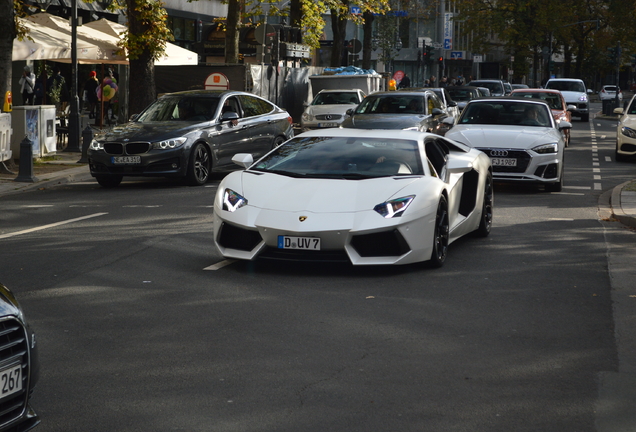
left=186, top=143, right=211, bottom=186
left=272, top=136, right=285, bottom=149
left=429, top=195, right=449, bottom=268
left=474, top=173, right=493, bottom=237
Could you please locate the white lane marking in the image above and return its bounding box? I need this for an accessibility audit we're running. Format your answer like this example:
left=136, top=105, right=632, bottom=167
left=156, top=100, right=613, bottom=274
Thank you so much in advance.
left=23, top=205, right=54, bottom=208
left=594, top=183, right=602, bottom=190
left=548, top=218, right=575, bottom=221
left=551, top=192, right=584, bottom=196
left=594, top=175, right=602, bottom=180
left=564, top=186, right=591, bottom=190
left=593, top=168, right=600, bottom=173
left=204, top=259, right=237, bottom=271
left=0, top=213, right=108, bottom=239
left=601, top=135, right=606, bottom=139
left=122, top=205, right=162, bottom=208
left=605, top=156, right=612, bottom=162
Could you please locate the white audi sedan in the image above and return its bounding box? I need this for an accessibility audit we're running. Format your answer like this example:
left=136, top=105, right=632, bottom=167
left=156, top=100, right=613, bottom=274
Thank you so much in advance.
left=613, top=94, right=636, bottom=161
left=444, top=98, right=571, bottom=192
left=213, top=128, right=493, bottom=267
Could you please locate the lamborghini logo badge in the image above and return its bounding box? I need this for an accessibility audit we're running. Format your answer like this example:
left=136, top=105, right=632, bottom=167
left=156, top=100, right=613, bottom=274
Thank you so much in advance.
left=299, top=216, right=307, bottom=222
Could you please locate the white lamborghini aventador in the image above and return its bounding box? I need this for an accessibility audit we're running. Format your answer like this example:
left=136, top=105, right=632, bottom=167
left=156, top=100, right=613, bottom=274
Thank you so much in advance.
left=213, top=128, right=493, bottom=267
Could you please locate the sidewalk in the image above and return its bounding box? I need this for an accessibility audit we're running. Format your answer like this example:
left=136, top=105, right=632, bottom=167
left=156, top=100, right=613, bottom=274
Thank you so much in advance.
left=0, top=151, right=93, bottom=197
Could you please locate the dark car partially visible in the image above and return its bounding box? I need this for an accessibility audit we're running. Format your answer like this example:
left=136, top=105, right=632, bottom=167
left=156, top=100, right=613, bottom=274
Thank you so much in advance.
left=340, top=91, right=447, bottom=135
left=0, top=283, right=39, bottom=432
left=88, top=90, right=294, bottom=188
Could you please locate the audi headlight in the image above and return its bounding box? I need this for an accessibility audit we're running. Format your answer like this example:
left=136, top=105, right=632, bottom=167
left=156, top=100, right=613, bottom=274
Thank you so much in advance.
left=152, top=137, right=187, bottom=150
left=89, top=140, right=103, bottom=151
left=621, top=127, right=636, bottom=139
left=222, top=189, right=248, bottom=212
left=374, top=196, right=414, bottom=218
left=532, top=143, right=559, bottom=154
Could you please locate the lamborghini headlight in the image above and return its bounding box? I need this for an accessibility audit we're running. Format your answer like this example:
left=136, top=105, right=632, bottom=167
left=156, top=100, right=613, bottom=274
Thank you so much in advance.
left=152, top=137, right=187, bottom=150
left=374, top=195, right=414, bottom=218
left=223, top=189, right=248, bottom=212
left=532, top=143, right=558, bottom=154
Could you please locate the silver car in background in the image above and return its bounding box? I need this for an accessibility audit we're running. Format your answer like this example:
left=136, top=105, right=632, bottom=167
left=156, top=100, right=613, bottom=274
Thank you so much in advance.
left=300, top=89, right=366, bottom=131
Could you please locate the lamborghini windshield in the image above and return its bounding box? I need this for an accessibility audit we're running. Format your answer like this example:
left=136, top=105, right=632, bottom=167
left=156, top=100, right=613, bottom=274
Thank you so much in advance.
left=251, top=136, right=424, bottom=179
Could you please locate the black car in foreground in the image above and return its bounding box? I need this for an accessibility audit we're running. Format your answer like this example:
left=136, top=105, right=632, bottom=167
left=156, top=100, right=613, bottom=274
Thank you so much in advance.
left=0, top=283, right=39, bottom=432
left=88, top=90, right=294, bottom=187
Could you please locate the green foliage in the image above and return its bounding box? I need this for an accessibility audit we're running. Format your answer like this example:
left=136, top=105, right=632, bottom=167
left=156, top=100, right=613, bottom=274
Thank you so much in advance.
left=121, top=0, right=174, bottom=61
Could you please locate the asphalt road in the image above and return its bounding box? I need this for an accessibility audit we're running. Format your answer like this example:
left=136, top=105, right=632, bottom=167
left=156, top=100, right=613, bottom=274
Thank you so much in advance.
left=0, top=109, right=635, bottom=431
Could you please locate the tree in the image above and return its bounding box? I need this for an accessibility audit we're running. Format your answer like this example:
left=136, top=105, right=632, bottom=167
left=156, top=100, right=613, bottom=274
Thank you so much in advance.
left=121, top=0, right=173, bottom=115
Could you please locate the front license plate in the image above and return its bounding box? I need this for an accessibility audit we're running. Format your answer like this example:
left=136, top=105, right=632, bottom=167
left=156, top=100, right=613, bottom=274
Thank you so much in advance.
left=111, top=156, right=141, bottom=165
left=0, top=364, right=21, bottom=400
left=277, top=236, right=321, bottom=250
left=491, top=157, right=517, bottom=167
left=319, top=123, right=337, bottom=128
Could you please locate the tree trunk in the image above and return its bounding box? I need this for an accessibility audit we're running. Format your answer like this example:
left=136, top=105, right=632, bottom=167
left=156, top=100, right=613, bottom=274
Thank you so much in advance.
left=289, top=0, right=302, bottom=28
left=127, top=0, right=156, bottom=115
left=330, top=8, right=348, bottom=67
left=0, top=0, right=15, bottom=103
left=225, top=0, right=240, bottom=64
left=361, top=12, right=374, bottom=70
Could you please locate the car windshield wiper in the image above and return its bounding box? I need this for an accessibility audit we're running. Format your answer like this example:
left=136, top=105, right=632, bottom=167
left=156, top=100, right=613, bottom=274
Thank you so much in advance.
left=261, top=169, right=307, bottom=178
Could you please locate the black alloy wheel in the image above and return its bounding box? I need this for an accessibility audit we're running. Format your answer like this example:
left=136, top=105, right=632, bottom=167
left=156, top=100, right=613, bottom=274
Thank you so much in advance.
left=95, top=175, right=123, bottom=188
left=429, top=195, right=450, bottom=268
left=272, top=136, right=285, bottom=149
left=186, top=143, right=211, bottom=186
left=474, top=172, right=493, bottom=237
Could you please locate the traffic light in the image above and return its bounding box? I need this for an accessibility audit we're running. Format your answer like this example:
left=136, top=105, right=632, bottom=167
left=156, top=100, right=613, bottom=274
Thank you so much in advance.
left=607, top=47, right=617, bottom=66
left=422, top=45, right=432, bottom=65
left=437, top=56, right=444, bottom=64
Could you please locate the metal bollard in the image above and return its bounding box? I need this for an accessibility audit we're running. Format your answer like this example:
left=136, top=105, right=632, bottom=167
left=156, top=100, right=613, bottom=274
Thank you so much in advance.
left=14, top=136, right=39, bottom=183
left=77, top=125, right=93, bottom=164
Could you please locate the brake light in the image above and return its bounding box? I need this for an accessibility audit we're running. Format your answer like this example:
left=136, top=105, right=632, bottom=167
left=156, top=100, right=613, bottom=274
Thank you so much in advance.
left=287, top=116, right=293, bottom=125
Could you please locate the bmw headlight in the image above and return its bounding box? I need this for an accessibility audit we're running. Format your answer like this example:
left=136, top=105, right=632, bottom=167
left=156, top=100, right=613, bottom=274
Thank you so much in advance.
left=374, top=196, right=414, bottom=218
left=579, top=94, right=588, bottom=102
left=152, top=137, right=187, bottom=150
left=89, top=140, right=103, bottom=151
left=222, top=189, right=248, bottom=212
left=621, top=127, right=636, bottom=139
left=532, top=143, right=558, bottom=154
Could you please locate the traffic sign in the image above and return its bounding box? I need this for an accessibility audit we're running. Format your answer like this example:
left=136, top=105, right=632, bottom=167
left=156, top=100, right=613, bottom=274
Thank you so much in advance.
left=204, top=72, right=230, bottom=90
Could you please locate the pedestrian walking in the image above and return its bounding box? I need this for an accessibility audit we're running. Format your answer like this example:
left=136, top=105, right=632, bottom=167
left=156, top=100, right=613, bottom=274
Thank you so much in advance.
left=83, top=71, right=99, bottom=119
left=19, top=66, right=36, bottom=105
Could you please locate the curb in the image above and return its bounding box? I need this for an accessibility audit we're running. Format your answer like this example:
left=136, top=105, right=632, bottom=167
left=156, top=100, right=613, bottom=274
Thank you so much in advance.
left=609, top=181, right=636, bottom=229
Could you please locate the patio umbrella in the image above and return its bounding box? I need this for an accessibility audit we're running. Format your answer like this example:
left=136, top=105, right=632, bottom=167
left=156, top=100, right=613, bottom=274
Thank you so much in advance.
left=83, top=18, right=198, bottom=66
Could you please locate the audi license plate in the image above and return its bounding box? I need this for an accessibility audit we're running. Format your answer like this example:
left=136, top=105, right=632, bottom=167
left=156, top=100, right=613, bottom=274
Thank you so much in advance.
left=319, top=123, right=338, bottom=128
left=112, top=156, right=141, bottom=165
left=491, top=158, right=517, bottom=167
left=0, top=363, right=21, bottom=400
left=278, top=236, right=321, bottom=250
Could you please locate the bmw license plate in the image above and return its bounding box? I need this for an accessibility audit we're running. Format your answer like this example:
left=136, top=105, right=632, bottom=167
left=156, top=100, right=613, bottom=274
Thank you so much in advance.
left=278, top=236, right=321, bottom=250
left=491, top=158, right=517, bottom=167
left=112, top=156, right=141, bottom=165
left=0, top=363, right=21, bottom=400
left=318, top=123, right=337, bottom=128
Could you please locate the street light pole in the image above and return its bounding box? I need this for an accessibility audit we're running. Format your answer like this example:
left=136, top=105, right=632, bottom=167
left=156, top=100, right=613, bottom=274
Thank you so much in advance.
left=65, top=0, right=81, bottom=152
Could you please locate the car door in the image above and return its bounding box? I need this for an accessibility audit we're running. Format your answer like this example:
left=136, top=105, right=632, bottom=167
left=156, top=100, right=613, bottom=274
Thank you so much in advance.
left=238, top=95, right=279, bottom=158
left=212, top=95, right=254, bottom=169
left=425, top=92, right=447, bottom=134
left=425, top=138, right=462, bottom=229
